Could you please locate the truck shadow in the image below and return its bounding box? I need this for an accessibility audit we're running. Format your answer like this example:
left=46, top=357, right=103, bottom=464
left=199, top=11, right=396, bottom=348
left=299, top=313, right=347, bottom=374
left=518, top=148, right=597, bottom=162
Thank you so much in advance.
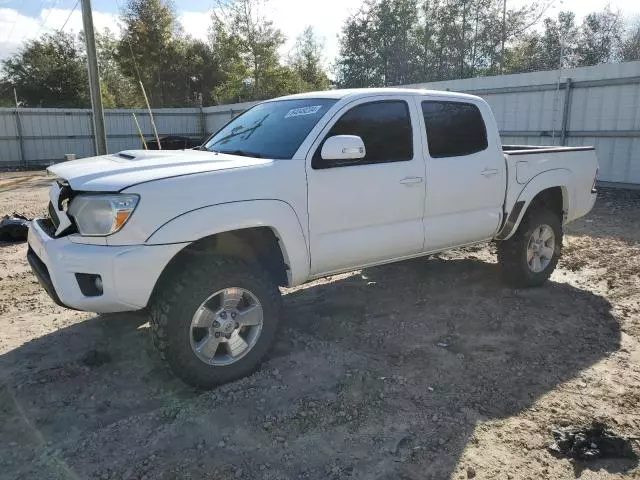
left=278, top=256, right=628, bottom=478
left=0, top=257, right=627, bottom=479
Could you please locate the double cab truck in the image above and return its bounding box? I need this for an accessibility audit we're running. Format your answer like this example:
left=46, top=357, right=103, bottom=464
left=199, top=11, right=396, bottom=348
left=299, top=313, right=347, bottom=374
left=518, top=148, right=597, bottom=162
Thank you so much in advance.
left=27, top=88, right=599, bottom=388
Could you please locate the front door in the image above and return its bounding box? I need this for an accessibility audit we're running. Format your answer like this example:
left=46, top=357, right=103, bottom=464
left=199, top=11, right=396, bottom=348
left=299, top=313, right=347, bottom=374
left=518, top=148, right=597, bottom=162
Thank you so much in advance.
left=306, top=96, right=426, bottom=275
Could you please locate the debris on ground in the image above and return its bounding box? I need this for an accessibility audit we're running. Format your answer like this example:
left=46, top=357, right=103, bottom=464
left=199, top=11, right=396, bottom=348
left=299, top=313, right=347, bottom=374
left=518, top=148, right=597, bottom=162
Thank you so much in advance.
left=548, top=421, right=638, bottom=461
left=0, top=213, right=30, bottom=242
left=80, top=349, right=112, bottom=368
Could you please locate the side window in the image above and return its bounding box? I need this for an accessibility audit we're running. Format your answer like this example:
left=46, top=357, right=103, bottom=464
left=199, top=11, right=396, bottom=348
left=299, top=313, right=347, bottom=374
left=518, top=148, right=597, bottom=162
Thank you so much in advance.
left=421, top=101, right=488, bottom=158
left=312, top=100, right=413, bottom=168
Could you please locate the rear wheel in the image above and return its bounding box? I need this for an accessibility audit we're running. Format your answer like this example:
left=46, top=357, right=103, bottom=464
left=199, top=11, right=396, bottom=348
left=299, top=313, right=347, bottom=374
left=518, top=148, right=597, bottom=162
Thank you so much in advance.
left=497, top=207, right=562, bottom=287
left=149, top=255, right=281, bottom=389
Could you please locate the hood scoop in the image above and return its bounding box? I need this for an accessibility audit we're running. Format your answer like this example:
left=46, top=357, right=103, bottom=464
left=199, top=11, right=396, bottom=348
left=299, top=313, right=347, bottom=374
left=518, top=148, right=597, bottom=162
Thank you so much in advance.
left=118, top=152, right=136, bottom=160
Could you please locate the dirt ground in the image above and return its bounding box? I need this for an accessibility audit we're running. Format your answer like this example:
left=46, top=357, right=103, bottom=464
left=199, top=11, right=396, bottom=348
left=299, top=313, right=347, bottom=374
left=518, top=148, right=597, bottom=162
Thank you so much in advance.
left=1, top=171, right=639, bottom=480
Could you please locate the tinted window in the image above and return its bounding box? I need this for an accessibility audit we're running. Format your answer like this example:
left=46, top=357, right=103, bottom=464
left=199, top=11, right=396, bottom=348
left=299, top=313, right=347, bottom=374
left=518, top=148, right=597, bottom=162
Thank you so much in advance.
left=313, top=100, right=413, bottom=168
left=421, top=101, right=488, bottom=158
left=204, top=98, right=338, bottom=159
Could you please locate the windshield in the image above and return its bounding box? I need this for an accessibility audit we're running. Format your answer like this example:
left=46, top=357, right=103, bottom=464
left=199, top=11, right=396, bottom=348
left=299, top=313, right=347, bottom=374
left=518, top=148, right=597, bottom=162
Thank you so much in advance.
left=203, top=98, right=338, bottom=159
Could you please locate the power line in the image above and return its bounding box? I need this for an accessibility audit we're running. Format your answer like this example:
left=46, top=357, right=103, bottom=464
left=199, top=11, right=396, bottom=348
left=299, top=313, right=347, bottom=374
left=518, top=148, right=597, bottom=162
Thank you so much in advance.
left=34, top=0, right=62, bottom=37
left=59, top=0, right=80, bottom=32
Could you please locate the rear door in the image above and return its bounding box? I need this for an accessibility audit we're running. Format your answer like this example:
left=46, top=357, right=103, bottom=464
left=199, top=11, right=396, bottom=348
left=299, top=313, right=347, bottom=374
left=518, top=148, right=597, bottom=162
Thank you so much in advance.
left=417, top=98, right=505, bottom=251
left=306, top=96, right=426, bottom=275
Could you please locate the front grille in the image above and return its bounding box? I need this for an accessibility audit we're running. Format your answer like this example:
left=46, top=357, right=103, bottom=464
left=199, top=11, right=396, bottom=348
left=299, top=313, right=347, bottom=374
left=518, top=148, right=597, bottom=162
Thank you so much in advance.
left=48, top=201, right=60, bottom=230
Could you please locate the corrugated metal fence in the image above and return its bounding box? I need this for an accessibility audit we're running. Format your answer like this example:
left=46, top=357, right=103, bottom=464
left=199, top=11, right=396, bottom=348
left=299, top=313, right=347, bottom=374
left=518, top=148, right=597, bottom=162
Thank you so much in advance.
left=0, top=101, right=258, bottom=169
left=407, top=61, right=640, bottom=186
left=1, top=61, right=639, bottom=185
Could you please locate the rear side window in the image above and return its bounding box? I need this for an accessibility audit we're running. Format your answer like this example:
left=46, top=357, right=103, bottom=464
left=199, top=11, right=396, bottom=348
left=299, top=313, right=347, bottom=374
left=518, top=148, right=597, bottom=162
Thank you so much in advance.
left=421, top=101, right=488, bottom=158
left=313, top=100, right=413, bottom=168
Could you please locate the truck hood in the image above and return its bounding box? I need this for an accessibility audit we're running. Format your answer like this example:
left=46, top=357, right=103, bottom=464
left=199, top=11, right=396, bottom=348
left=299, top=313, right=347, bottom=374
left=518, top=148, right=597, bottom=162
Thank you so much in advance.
left=48, top=149, right=272, bottom=191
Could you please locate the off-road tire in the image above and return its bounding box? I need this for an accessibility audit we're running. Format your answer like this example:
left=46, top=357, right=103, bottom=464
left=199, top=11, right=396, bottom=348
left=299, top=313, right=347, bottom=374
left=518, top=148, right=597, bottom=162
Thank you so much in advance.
left=497, top=206, right=563, bottom=287
left=149, top=255, right=281, bottom=389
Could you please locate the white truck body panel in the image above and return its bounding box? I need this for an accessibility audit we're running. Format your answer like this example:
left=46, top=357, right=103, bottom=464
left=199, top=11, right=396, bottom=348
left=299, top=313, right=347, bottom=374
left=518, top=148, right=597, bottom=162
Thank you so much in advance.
left=417, top=95, right=506, bottom=251
left=29, top=88, right=598, bottom=313
left=305, top=93, right=426, bottom=274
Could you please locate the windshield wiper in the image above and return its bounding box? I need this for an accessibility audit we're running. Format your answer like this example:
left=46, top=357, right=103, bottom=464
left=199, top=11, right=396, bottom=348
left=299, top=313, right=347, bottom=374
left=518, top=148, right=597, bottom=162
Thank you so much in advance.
left=215, top=149, right=263, bottom=158
left=210, top=114, right=270, bottom=148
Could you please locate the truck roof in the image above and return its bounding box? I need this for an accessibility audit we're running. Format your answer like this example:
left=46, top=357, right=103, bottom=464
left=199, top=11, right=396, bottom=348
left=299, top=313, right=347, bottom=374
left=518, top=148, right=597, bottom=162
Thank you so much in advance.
left=272, top=87, right=482, bottom=102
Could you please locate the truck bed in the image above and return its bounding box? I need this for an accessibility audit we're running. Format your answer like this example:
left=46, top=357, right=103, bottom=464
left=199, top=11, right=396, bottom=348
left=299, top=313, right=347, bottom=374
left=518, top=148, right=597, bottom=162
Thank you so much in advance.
left=501, top=144, right=598, bottom=229
left=502, top=145, right=595, bottom=155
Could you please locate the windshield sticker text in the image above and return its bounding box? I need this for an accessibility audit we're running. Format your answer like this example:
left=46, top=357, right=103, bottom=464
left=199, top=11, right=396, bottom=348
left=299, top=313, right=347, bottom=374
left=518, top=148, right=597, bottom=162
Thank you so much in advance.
left=285, top=105, right=322, bottom=118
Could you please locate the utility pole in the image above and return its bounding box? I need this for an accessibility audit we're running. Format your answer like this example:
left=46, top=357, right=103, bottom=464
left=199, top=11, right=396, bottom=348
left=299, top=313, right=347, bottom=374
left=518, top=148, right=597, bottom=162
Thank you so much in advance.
left=81, top=0, right=107, bottom=155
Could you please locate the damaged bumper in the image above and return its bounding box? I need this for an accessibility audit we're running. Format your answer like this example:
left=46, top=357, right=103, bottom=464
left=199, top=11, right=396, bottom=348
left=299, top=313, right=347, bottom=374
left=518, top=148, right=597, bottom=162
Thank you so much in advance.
left=27, top=218, right=185, bottom=313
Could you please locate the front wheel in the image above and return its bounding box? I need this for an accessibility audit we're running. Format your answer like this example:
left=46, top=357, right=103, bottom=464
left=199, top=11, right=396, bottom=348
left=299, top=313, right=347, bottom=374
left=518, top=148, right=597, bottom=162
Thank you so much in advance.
left=149, top=255, right=281, bottom=389
left=497, top=207, right=563, bottom=287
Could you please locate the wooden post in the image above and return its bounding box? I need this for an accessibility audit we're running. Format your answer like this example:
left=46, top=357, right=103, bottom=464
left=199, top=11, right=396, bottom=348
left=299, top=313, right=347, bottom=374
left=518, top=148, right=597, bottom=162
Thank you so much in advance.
left=13, top=88, right=26, bottom=168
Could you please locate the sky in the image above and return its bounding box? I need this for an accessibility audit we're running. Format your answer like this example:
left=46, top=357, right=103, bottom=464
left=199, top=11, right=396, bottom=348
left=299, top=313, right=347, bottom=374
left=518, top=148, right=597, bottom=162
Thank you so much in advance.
left=1, top=0, right=639, bottom=67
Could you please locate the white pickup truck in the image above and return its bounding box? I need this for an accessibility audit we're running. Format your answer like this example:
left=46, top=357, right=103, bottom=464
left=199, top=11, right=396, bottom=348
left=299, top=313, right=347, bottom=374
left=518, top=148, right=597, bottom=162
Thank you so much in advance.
left=27, top=88, right=598, bottom=388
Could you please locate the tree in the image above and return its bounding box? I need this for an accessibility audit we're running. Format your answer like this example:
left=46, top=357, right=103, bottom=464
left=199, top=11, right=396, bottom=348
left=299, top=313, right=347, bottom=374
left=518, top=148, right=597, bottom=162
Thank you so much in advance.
left=0, top=31, right=89, bottom=107
left=576, top=8, right=623, bottom=66
left=116, top=0, right=181, bottom=106
left=335, top=6, right=379, bottom=87
left=505, top=11, right=579, bottom=73
left=620, top=21, right=640, bottom=61
left=95, top=28, right=143, bottom=107
left=503, top=32, right=545, bottom=73
left=181, top=38, right=224, bottom=106
left=336, top=0, right=420, bottom=87
left=209, top=18, right=252, bottom=103
left=211, top=0, right=303, bottom=102
left=335, top=0, right=548, bottom=87
left=289, top=26, right=330, bottom=90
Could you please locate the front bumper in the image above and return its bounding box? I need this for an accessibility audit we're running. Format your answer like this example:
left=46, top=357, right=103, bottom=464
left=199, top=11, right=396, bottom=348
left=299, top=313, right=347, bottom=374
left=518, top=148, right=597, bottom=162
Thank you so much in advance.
left=27, top=218, right=186, bottom=313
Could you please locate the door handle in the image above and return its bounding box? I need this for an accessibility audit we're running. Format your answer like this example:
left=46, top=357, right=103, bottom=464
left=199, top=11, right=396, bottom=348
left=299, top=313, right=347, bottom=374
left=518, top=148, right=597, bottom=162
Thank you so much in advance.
left=399, top=176, right=424, bottom=185
left=481, top=168, right=499, bottom=177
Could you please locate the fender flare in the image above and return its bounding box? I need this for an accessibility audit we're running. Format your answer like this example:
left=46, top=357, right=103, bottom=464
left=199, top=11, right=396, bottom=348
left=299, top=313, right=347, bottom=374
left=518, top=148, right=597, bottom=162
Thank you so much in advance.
left=496, top=169, right=572, bottom=241
left=146, top=200, right=310, bottom=286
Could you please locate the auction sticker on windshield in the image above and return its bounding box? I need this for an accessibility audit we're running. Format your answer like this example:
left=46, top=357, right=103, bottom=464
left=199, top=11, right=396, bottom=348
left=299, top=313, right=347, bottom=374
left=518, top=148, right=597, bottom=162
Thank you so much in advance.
left=285, top=105, right=322, bottom=118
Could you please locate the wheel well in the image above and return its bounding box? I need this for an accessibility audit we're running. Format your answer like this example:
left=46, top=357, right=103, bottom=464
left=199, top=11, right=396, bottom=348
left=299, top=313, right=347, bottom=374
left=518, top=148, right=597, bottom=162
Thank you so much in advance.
left=497, top=186, right=567, bottom=241
left=528, top=186, right=566, bottom=219
left=150, top=228, right=289, bottom=304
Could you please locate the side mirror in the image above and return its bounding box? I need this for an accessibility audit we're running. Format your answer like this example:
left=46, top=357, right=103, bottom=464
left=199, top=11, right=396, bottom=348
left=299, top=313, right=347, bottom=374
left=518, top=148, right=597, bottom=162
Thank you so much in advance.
left=321, top=135, right=366, bottom=161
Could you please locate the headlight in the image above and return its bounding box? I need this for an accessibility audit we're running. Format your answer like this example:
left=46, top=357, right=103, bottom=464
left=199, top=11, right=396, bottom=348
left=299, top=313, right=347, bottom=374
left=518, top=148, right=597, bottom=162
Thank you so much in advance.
left=68, top=194, right=139, bottom=236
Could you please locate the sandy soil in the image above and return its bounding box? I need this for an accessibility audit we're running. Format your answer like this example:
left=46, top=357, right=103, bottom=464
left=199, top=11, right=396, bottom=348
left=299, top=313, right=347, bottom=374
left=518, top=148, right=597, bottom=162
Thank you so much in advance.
left=1, top=173, right=639, bottom=480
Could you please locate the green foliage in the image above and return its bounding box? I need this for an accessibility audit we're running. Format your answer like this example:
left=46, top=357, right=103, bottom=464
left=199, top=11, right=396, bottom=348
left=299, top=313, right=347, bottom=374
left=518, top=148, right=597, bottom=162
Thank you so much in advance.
left=575, top=8, right=622, bottom=66
left=211, top=0, right=308, bottom=103
left=503, top=8, right=626, bottom=73
left=289, top=26, right=331, bottom=91
left=335, top=0, right=545, bottom=87
left=2, top=0, right=638, bottom=109
left=116, top=0, right=183, bottom=106
left=1, top=31, right=89, bottom=107
left=336, top=1, right=634, bottom=87
left=336, top=0, right=421, bottom=87
left=620, top=22, right=640, bottom=61
left=95, top=28, right=144, bottom=107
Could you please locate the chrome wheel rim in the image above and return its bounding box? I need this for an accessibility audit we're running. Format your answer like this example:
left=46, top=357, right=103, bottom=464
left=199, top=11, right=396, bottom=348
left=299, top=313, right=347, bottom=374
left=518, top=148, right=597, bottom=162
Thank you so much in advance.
left=189, top=287, right=264, bottom=366
left=526, top=224, right=555, bottom=273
